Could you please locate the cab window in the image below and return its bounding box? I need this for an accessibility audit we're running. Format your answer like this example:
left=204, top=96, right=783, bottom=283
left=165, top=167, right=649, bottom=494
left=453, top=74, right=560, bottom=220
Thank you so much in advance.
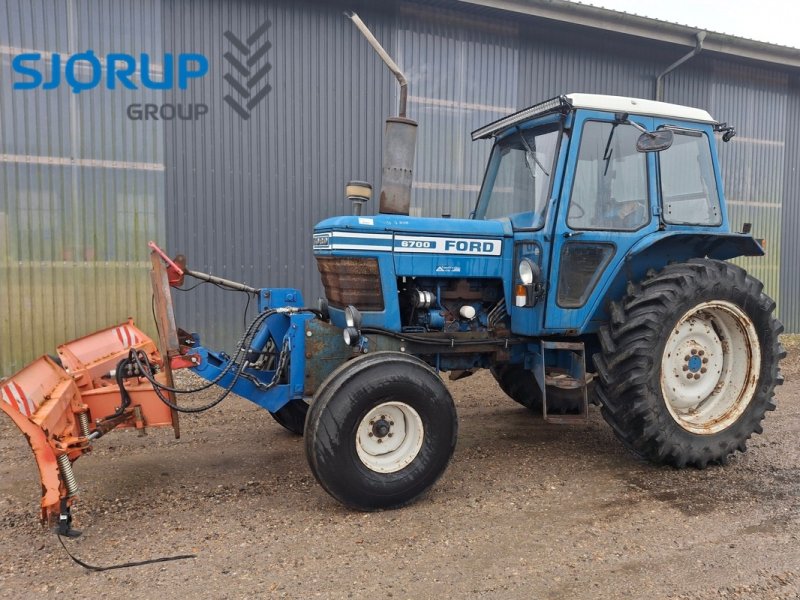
left=475, top=124, right=561, bottom=229
left=568, top=121, right=649, bottom=231
left=659, top=131, right=722, bottom=226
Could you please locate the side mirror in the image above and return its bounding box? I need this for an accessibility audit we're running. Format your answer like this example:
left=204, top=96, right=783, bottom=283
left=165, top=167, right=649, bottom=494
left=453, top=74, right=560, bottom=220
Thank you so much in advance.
left=636, top=129, right=674, bottom=153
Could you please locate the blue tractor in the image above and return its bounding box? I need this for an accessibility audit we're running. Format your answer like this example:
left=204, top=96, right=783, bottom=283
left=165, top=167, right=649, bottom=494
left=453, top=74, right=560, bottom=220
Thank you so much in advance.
left=174, top=16, right=783, bottom=511
left=183, top=15, right=784, bottom=512
left=3, top=14, right=782, bottom=527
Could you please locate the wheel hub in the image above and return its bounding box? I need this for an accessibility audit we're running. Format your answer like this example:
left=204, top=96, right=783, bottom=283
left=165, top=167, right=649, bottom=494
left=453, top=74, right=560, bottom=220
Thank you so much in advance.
left=687, top=354, right=703, bottom=373
left=660, top=300, right=761, bottom=434
left=371, top=417, right=392, bottom=438
left=356, top=402, right=424, bottom=473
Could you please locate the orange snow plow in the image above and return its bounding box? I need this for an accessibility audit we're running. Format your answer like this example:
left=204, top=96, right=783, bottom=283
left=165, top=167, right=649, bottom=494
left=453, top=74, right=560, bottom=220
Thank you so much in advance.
left=0, top=252, right=182, bottom=532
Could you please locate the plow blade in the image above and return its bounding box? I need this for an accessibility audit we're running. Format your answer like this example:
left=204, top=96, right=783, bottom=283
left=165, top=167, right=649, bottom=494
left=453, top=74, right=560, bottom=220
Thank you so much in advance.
left=1, top=320, right=179, bottom=526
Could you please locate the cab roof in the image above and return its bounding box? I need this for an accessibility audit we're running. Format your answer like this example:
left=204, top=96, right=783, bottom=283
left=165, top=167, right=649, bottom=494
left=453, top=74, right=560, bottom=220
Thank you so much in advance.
left=471, top=93, right=716, bottom=140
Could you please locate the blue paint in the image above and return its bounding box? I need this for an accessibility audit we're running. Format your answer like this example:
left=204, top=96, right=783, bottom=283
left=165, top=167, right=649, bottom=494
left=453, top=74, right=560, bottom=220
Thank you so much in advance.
left=188, top=288, right=311, bottom=413
left=688, top=355, right=702, bottom=372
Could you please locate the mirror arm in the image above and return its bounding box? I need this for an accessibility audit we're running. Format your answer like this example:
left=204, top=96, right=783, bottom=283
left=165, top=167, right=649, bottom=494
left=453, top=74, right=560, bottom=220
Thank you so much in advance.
left=614, top=112, right=649, bottom=135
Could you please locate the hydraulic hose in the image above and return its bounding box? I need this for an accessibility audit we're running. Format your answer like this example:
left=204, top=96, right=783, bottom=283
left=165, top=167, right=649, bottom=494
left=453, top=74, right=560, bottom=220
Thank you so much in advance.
left=360, top=327, right=523, bottom=347
left=129, top=307, right=318, bottom=413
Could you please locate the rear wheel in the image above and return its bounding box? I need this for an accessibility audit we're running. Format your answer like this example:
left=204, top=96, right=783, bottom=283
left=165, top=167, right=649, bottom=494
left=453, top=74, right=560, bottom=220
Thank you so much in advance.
left=594, top=259, right=784, bottom=467
left=305, top=352, right=458, bottom=510
left=491, top=365, right=588, bottom=415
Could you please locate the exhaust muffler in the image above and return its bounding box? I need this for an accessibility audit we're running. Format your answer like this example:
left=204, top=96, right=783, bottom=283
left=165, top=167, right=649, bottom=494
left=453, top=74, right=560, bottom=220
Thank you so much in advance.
left=346, top=11, right=417, bottom=216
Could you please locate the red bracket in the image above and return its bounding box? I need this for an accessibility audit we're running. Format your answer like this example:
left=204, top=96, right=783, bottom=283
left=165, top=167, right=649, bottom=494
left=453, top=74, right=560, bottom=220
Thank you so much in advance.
left=170, top=353, right=201, bottom=370
left=148, top=241, right=186, bottom=287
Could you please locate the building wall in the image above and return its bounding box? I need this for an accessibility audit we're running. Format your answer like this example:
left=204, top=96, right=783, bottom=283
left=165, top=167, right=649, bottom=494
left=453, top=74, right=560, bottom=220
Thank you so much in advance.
left=0, top=0, right=797, bottom=373
left=0, top=1, right=166, bottom=374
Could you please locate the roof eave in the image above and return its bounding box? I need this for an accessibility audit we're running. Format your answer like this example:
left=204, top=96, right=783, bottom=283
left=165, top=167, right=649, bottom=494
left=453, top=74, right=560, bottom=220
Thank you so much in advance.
left=454, top=0, right=800, bottom=70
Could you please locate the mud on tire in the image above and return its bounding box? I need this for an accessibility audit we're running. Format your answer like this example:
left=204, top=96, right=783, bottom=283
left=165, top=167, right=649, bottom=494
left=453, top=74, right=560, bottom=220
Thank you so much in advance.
left=594, top=258, right=785, bottom=468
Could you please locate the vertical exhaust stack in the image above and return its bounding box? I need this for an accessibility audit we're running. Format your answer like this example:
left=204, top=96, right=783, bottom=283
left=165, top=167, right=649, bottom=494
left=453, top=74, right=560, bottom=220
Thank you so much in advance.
left=346, top=11, right=417, bottom=216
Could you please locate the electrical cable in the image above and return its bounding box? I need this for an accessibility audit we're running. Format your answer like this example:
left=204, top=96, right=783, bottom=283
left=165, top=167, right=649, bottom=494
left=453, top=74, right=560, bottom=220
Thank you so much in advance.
left=132, top=347, right=249, bottom=413
left=173, top=280, right=207, bottom=292
left=141, top=308, right=278, bottom=395
left=57, top=533, right=195, bottom=572
left=105, top=309, right=274, bottom=416
left=110, top=356, right=133, bottom=418
left=129, top=307, right=317, bottom=413
left=361, top=326, right=522, bottom=347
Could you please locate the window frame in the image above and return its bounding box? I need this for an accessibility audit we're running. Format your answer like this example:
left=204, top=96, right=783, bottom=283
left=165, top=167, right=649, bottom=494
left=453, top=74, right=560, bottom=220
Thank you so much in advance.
left=566, top=119, right=652, bottom=233
left=473, top=119, right=565, bottom=232
left=657, top=127, right=723, bottom=227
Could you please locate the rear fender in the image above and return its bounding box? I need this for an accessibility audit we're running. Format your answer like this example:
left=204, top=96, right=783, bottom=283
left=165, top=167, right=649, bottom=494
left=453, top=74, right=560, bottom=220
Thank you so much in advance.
left=589, top=232, right=764, bottom=325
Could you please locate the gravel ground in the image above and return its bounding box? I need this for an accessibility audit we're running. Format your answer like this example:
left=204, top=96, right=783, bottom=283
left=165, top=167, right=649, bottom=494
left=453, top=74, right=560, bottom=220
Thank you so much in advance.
left=1, top=345, right=799, bottom=599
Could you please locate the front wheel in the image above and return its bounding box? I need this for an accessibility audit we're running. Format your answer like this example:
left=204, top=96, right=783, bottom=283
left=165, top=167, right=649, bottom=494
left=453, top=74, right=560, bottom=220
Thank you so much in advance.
left=594, top=259, right=784, bottom=467
left=304, top=352, right=458, bottom=510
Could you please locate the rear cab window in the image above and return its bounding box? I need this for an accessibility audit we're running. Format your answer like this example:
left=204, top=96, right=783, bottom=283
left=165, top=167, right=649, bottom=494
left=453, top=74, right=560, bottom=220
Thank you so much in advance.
left=659, top=130, right=722, bottom=225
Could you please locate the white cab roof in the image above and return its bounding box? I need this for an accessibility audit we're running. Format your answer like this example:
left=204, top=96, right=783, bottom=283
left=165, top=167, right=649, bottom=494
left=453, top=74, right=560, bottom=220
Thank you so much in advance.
left=567, top=93, right=715, bottom=123
left=471, top=93, right=716, bottom=140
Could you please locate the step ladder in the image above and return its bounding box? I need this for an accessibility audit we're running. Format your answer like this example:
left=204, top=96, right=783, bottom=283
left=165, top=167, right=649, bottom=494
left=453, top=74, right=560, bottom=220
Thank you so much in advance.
left=538, top=340, right=590, bottom=424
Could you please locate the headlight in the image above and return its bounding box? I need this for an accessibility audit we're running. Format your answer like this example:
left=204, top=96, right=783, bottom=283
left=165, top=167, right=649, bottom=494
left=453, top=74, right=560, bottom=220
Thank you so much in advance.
left=343, top=327, right=360, bottom=346
left=519, top=258, right=536, bottom=285
left=345, top=305, right=362, bottom=328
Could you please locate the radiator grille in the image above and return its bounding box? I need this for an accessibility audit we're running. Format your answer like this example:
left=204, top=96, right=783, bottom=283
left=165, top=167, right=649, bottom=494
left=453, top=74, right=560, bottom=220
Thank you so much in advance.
left=316, top=256, right=384, bottom=311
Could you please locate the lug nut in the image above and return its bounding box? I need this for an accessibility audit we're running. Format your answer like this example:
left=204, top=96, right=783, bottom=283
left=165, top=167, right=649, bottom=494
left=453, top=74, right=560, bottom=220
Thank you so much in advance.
left=698, top=350, right=705, bottom=356
left=693, top=373, right=701, bottom=380
left=368, top=432, right=373, bottom=437
left=682, top=365, right=689, bottom=371
left=686, top=373, right=693, bottom=379
left=691, top=349, right=698, bottom=355
left=684, top=355, right=690, bottom=361
left=702, top=357, right=709, bottom=364
left=701, top=368, right=707, bottom=374
left=389, top=421, right=394, bottom=426
left=377, top=439, right=383, bottom=444
left=388, top=433, right=393, bottom=437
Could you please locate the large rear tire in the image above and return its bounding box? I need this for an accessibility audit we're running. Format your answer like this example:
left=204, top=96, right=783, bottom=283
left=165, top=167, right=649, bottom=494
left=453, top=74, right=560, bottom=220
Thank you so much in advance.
left=491, top=365, right=588, bottom=415
left=594, top=259, right=784, bottom=467
left=305, top=352, right=458, bottom=510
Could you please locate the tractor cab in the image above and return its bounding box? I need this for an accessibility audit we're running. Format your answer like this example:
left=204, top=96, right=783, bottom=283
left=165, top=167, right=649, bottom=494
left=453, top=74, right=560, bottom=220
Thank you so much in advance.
left=313, top=94, right=756, bottom=344
left=471, top=93, right=745, bottom=336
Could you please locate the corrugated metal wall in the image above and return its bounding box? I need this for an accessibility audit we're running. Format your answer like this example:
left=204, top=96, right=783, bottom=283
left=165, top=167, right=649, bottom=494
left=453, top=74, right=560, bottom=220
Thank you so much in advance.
left=162, top=0, right=395, bottom=350
left=779, top=74, right=800, bottom=331
left=1, top=0, right=798, bottom=373
left=668, top=59, right=787, bottom=312
left=0, top=0, right=165, bottom=374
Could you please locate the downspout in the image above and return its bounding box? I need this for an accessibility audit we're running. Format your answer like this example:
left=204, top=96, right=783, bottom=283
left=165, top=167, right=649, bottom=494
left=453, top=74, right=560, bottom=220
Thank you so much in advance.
left=655, top=31, right=706, bottom=101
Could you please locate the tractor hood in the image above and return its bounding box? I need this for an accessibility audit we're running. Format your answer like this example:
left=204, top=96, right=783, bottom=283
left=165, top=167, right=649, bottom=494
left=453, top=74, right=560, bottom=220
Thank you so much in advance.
left=313, top=214, right=513, bottom=252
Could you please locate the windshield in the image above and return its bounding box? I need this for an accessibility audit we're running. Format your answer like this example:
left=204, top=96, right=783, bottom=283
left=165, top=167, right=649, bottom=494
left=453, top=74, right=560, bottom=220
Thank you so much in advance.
left=474, top=124, right=560, bottom=228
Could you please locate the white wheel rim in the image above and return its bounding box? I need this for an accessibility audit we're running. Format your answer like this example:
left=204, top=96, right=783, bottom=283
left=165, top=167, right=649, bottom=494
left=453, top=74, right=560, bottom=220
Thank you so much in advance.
left=660, top=300, right=761, bottom=434
left=355, top=402, right=424, bottom=473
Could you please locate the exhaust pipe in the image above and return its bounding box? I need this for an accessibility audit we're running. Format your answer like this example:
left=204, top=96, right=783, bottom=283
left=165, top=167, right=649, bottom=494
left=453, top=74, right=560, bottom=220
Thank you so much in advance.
left=346, top=11, right=417, bottom=216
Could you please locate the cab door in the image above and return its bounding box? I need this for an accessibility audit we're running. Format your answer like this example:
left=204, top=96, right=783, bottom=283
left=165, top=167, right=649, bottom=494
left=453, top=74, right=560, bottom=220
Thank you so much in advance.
left=544, top=111, right=659, bottom=332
